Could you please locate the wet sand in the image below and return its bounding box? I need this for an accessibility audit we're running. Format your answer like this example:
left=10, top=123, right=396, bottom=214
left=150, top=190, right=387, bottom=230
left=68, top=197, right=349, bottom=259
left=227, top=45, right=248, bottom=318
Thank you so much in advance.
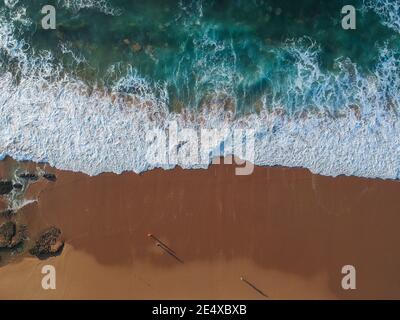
left=1, top=157, right=400, bottom=299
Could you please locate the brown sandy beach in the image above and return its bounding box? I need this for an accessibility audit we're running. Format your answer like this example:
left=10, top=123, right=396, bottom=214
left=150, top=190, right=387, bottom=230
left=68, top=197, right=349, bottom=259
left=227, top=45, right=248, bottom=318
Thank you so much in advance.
left=0, top=156, right=400, bottom=299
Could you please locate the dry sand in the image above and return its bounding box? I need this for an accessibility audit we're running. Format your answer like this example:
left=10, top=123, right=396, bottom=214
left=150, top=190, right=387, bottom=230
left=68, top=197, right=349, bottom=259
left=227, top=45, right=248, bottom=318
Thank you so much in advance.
left=1, top=157, right=400, bottom=299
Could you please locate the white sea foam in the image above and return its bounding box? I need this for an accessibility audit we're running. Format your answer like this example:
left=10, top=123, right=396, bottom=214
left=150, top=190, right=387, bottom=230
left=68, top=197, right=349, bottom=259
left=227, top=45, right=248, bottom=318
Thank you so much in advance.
left=3, top=0, right=19, bottom=9
left=58, top=0, right=122, bottom=15
left=1, top=56, right=400, bottom=179
left=1, top=2, right=400, bottom=179
left=59, top=42, right=87, bottom=65
left=364, top=0, right=400, bottom=33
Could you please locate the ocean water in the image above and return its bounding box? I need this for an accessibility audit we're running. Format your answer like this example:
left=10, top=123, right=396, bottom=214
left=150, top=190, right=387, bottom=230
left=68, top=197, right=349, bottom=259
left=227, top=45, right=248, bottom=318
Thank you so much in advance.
left=1, top=0, right=400, bottom=178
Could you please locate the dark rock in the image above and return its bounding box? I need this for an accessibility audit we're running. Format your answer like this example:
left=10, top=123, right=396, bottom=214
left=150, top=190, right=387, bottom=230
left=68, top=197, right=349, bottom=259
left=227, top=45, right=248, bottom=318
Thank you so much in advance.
left=13, top=183, right=23, bottom=190
left=29, top=227, right=64, bottom=259
left=0, top=209, right=14, bottom=219
left=18, top=173, right=38, bottom=181
left=0, top=221, right=16, bottom=248
left=0, top=181, right=13, bottom=195
left=43, top=173, right=57, bottom=182
left=10, top=225, right=28, bottom=248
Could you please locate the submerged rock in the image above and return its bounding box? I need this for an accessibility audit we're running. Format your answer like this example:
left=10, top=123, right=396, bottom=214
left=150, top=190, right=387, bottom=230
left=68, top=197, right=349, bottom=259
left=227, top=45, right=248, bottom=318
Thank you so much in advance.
left=0, top=181, right=13, bottom=195
left=43, top=173, right=57, bottom=182
left=131, top=42, right=142, bottom=53
left=0, top=221, right=16, bottom=248
left=29, top=227, right=64, bottom=259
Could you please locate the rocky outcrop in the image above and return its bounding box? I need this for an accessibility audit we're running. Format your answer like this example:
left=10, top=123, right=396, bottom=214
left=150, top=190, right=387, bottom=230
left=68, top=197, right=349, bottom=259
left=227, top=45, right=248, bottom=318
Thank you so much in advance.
left=29, top=227, right=64, bottom=259
left=1, top=164, right=62, bottom=264
left=0, top=181, right=13, bottom=195
left=18, top=173, right=38, bottom=181
left=0, top=209, right=14, bottom=219
left=12, top=183, right=23, bottom=190
left=0, top=221, right=16, bottom=248
left=0, top=221, right=27, bottom=249
left=9, top=225, right=27, bottom=248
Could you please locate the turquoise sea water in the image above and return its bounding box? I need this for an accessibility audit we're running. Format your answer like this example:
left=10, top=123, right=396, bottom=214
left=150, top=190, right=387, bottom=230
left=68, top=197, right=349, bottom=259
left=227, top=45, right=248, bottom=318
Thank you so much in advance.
left=2, top=0, right=400, bottom=178
left=3, top=0, right=400, bottom=113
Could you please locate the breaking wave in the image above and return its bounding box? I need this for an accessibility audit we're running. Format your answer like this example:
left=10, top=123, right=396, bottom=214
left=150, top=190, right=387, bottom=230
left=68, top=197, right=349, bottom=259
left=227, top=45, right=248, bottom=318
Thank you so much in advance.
left=1, top=0, right=400, bottom=179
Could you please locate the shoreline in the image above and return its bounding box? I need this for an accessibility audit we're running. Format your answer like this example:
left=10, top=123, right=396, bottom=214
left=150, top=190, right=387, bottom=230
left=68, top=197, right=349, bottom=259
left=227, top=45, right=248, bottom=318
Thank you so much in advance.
left=1, top=156, right=400, bottom=299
